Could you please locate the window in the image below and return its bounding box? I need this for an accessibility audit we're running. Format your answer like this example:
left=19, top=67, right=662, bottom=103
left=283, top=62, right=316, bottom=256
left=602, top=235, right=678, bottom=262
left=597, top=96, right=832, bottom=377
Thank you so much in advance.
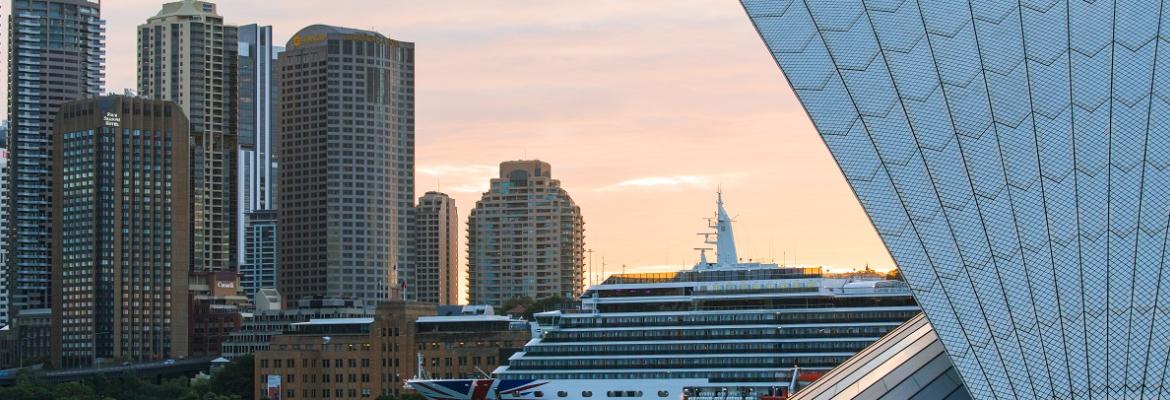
left=558, top=391, right=568, bottom=397
left=534, top=391, right=544, bottom=398
left=582, top=391, right=593, bottom=397
left=657, top=391, right=669, bottom=397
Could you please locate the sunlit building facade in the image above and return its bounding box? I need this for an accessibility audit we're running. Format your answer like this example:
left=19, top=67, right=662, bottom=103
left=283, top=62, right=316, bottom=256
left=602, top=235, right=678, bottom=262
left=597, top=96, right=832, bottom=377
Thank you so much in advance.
left=415, top=191, right=458, bottom=304
left=138, top=0, right=239, bottom=273
left=467, top=160, right=585, bottom=307
left=744, top=1, right=1170, bottom=398
left=277, top=25, right=415, bottom=306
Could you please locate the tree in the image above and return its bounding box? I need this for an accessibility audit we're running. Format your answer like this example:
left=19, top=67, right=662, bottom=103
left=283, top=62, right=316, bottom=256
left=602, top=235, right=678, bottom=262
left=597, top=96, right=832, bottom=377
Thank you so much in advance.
left=501, top=296, right=534, bottom=317
left=208, top=354, right=253, bottom=399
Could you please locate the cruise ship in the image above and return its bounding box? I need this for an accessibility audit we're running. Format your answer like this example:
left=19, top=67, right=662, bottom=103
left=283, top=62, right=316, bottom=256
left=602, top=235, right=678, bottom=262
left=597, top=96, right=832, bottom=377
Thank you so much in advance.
left=410, top=193, right=918, bottom=400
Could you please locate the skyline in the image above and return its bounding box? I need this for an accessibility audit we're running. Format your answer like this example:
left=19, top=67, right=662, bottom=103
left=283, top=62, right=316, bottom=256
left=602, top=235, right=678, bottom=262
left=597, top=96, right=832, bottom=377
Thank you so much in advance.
left=3, top=1, right=894, bottom=280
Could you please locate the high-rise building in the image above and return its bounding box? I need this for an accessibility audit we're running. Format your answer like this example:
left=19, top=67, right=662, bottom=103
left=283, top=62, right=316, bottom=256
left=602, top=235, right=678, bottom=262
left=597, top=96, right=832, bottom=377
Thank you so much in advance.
left=0, top=121, right=9, bottom=150
left=241, top=209, right=278, bottom=299
left=415, top=191, right=458, bottom=304
left=138, top=0, right=239, bottom=273
left=6, top=0, right=105, bottom=339
left=237, top=24, right=281, bottom=267
left=50, top=95, right=192, bottom=368
left=277, top=25, right=415, bottom=306
left=0, top=149, right=9, bottom=327
left=467, top=160, right=584, bottom=306
left=743, top=1, right=1170, bottom=398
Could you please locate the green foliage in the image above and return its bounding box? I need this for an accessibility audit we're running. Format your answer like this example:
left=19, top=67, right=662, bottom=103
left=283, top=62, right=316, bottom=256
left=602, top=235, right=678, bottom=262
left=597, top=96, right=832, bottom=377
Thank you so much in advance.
left=0, top=357, right=252, bottom=400
left=501, top=295, right=570, bottom=319
left=208, top=354, right=253, bottom=399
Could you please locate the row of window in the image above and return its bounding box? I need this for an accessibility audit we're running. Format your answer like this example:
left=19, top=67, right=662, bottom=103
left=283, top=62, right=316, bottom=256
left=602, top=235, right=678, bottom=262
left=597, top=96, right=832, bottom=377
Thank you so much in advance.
left=508, top=355, right=849, bottom=370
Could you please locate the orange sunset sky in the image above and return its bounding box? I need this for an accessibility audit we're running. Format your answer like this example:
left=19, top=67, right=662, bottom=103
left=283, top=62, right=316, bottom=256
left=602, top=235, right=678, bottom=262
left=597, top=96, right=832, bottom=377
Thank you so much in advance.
left=3, top=1, right=895, bottom=293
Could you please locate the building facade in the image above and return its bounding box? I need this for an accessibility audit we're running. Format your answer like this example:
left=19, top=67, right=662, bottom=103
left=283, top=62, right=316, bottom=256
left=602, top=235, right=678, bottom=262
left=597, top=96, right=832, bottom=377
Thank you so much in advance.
left=254, top=301, right=528, bottom=399
left=241, top=209, right=278, bottom=300
left=138, top=0, right=238, bottom=273
left=414, top=312, right=530, bottom=381
left=50, top=95, right=191, bottom=368
left=6, top=0, right=105, bottom=352
left=277, top=25, right=415, bottom=306
left=0, top=149, right=9, bottom=327
left=467, top=160, right=585, bottom=306
left=254, top=301, right=435, bottom=399
left=237, top=23, right=281, bottom=271
left=415, top=191, right=458, bottom=304
left=743, top=1, right=1170, bottom=398
left=188, top=271, right=248, bottom=357
left=222, top=296, right=373, bottom=360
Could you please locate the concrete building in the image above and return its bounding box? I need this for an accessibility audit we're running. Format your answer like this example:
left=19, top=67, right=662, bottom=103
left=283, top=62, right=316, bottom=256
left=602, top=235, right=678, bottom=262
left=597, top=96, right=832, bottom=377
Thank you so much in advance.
left=50, top=95, right=192, bottom=368
left=415, top=192, right=458, bottom=304
left=138, top=0, right=239, bottom=273
left=6, top=0, right=105, bottom=361
left=254, top=301, right=529, bottom=399
left=414, top=308, right=530, bottom=381
left=742, top=1, right=1170, bottom=397
left=237, top=23, right=281, bottom=274
left=254, top=301, right=433, bottom=399
left=188, top=271, right=249, bottom=357
left=467, top=160, right=585, bottom=306
left=241, top=209, right=278, bottom=300
left=0, top=149, right=9, bottom=327
left=222, top=296, right=373, bottom=360
left=277, top=25, right=415, bottom=306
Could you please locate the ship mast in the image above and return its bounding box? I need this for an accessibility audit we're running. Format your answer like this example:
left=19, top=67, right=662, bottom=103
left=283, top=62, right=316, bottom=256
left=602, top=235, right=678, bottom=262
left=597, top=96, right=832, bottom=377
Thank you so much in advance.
left=715, top=190, right=738, bottom=266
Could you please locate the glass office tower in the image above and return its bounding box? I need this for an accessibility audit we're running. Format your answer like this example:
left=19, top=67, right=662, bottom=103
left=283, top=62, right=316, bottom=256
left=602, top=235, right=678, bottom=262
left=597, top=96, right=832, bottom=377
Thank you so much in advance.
left=743, top=1, right=1170, bottom=398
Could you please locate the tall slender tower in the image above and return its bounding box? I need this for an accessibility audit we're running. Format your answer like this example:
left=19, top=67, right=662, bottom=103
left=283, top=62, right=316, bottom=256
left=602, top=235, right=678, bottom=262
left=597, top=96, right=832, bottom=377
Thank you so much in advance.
left=237, top=24, right=281, bottom=296
left=137, top=0, right=238, bottom=272
left=467, top=160, right=585, bottom=306
left=0, top=149, right=9, bottom=327
left=415, top=191, right=458, bottom=304
left=277, top=25, right=415, bottom=306
left=6, top=0, right=105, bottom=363
left=51, top=95, right=192, bottom=368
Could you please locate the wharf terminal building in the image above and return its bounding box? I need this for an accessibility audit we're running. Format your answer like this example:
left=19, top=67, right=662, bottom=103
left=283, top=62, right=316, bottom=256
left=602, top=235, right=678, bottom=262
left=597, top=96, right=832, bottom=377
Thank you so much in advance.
left=743, top=0, right=1170, bottom=398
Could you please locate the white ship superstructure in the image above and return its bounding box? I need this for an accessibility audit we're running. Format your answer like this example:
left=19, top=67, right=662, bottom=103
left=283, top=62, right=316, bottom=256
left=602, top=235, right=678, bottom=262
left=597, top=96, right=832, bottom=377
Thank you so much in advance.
left=411, top=193, right=918, bottom=400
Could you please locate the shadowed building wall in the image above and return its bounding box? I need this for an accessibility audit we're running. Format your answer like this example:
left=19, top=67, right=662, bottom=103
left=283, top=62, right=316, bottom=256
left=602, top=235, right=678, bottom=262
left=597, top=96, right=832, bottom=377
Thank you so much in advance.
left=51, top=95, right=191, bottom=368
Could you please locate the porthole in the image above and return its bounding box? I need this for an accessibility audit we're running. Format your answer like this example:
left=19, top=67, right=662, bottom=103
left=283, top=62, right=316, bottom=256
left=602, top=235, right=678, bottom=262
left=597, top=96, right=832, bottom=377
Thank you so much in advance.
left=558, top=391, right=568, bottom=397
left=657, top=391, right=669, bottom=398
left=582, top=391, right=593, bottom=397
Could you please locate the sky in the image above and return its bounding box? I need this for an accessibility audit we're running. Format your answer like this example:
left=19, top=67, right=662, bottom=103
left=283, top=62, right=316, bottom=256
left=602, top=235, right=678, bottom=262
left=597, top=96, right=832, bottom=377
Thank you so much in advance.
left=7, top=0, right=895, bottom=292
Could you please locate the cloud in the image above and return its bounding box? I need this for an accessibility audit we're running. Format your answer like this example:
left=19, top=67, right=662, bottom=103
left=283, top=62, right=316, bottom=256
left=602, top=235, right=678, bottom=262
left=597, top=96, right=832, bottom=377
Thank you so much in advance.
left=598, top=175, right=713, bottom=191
left=597, top=172, right=755, bottom=192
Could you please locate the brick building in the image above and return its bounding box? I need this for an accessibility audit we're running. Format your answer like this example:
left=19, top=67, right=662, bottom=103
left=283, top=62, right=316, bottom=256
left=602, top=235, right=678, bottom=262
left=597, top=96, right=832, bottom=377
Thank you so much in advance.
left=254, top=302, right=530, bottom=399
